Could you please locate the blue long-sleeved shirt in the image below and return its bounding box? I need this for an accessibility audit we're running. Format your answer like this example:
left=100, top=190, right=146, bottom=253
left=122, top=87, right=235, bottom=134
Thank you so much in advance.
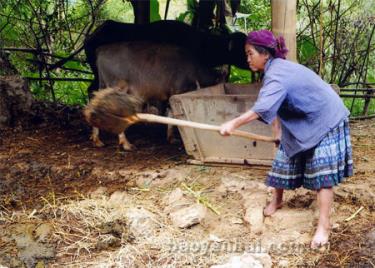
left=251, top=58, right=349, bottom=157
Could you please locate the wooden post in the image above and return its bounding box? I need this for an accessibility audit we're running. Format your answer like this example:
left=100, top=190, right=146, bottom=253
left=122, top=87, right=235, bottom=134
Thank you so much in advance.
left=363, top=87, right=374, bottom=116
left=271, top=0, right=297, bottom=62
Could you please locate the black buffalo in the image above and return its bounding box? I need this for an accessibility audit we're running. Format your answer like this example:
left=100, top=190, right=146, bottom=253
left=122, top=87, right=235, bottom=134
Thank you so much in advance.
left=84, top=20, right=248, bottom=150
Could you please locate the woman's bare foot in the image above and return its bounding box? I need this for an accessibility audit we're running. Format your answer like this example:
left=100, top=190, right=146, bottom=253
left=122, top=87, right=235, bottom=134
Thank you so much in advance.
left=263, top=200, right=283, bottom=216
left=263, top=188, right=284, bottom=216
left=311, top=223, right=330, bottom=249
left=312, top=188, right=333, bottom=249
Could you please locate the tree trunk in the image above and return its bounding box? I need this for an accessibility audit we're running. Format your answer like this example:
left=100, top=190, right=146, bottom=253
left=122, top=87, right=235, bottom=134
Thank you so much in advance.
left=130, top=0, right=150, bottom=24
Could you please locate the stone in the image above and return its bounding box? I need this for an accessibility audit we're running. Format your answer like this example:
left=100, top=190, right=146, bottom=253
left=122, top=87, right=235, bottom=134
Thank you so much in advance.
left=243, top=206, right=264, bottom=234
left=11, top=224, right=55, bottom=268
left=163, top=188, right=192, bottom=214
left=242, top=193, right=268, bottom=234
left=126, top=207, right=158, bottom=237
left=170, top=204, right=207, bottom=228
left=264, top=208, right=314, bottom=232
left=164, top=188, right=184, bottom=205
left=109, top=191, right=129, bottom=206
left=220, top=176, right=248, bottom=193
left=278, top=259, right=289, bottom=267
left=211, top=253, right=272, bottom=268
left=0, top=76, right=33, bottom=127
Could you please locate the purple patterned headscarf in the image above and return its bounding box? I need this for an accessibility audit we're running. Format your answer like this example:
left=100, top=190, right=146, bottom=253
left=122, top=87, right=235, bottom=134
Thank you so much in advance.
left=246, top=30, right=288, bottom=59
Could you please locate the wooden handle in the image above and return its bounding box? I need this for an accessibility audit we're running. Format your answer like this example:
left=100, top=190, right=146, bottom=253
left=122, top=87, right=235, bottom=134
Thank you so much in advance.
left=135, top=113, right=277, bottom=143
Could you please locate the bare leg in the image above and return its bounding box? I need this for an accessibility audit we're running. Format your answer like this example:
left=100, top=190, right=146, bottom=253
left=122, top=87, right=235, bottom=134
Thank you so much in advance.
left=311, top=188, right=333, bottom=249
left=91, top=127, right=104, bottom=147
left=263, top=188, right=284, bottom=216
left=118, top=131, right=136, bottom=151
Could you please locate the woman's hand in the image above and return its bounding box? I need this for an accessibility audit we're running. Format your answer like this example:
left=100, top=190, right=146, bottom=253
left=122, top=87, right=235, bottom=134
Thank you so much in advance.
left=220, top=110, right=259, bottom=137
left=220, top=120, right=237, bottom=136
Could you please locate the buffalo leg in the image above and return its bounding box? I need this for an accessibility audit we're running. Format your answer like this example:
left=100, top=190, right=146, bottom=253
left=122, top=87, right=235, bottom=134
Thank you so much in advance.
left=166, top=108, right=179, bottom=144
left=118, top=131, right=136, bottom=151
left=91, top=127, right=105, bottom=147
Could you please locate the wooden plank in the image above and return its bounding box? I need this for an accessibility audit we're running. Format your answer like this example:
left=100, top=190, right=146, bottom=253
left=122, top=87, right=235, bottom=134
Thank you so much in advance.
left=187, top=157, right=272, bottom=167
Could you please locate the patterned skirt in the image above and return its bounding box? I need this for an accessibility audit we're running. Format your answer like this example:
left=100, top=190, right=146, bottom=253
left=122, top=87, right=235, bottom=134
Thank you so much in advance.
left=266, top=118, right=353, bottom=190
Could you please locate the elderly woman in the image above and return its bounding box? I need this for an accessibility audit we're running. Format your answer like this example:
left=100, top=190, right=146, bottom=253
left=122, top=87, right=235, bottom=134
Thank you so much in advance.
left=220, top=30, right=353, bottom=248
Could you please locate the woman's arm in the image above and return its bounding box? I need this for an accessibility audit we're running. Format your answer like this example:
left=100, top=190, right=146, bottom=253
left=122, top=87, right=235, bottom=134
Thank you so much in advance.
left=220, top=110, right=259, bottom=136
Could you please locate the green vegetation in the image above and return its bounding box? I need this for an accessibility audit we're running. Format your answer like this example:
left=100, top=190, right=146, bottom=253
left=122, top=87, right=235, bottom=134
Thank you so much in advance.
left=0, top=0, right=133, bottom=105
left=0, top=0, right=374, bottom=116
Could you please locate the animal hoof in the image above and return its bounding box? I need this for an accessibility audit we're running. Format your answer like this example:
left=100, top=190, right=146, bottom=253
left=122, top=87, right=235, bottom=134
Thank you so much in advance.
left=120, top=143, right=137, bottom=151
left=168, top=137, right=181, bottom=145
left=93, top=140, right=105, bottom=147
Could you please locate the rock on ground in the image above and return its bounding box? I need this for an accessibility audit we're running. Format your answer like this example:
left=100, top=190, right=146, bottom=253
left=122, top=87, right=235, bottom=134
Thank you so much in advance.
left=170, top=204, right=207, bottom=228
left=211, top=253, right=272, bottom=268
left=126, top=207, right=159, bottom=237
left=163, top=187, right=192, bottom=214
left=0, top=76, right=33, bottom=127
left=9, top=223, right=55, bottom=268
left=243, top=193, right=268, bottom=234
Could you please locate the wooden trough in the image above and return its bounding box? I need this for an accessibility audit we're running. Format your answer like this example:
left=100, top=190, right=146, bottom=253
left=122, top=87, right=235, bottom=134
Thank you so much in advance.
left=170, top=83, right=277, bottom=166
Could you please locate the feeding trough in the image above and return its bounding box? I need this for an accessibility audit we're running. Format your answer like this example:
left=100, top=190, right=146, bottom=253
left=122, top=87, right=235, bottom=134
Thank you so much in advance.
left=170, top=83, right=278, bottom=166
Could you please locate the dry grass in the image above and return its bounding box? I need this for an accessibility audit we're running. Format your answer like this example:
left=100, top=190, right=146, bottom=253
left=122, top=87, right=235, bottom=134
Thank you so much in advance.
left=28, top=191, right=221, bottom=267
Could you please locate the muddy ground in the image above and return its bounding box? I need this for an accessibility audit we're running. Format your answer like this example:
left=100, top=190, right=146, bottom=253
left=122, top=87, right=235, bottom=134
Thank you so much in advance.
left=0, top=111, right=374, bottom=267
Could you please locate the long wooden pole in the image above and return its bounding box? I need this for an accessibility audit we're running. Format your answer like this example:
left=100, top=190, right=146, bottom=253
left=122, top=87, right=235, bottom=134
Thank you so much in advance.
left=271, top=0, right=297, bottom=62
left=135, top=114, right=278, bottom=143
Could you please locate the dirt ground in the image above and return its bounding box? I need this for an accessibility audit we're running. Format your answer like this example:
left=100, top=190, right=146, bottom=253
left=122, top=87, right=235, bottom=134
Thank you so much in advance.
left=0, top=111, right=374, bottom=268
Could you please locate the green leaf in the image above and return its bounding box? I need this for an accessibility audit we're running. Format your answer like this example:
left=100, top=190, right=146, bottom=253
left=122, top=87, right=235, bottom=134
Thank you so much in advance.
left=229, top=66, right=251, bottom=83
left=150, top=0, right=161, bottom=22
left=297, top=36, right=318, bottom=63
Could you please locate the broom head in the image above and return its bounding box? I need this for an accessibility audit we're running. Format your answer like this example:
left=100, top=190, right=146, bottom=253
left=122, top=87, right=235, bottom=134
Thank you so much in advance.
left=83, top=87, right=142, bottom=134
